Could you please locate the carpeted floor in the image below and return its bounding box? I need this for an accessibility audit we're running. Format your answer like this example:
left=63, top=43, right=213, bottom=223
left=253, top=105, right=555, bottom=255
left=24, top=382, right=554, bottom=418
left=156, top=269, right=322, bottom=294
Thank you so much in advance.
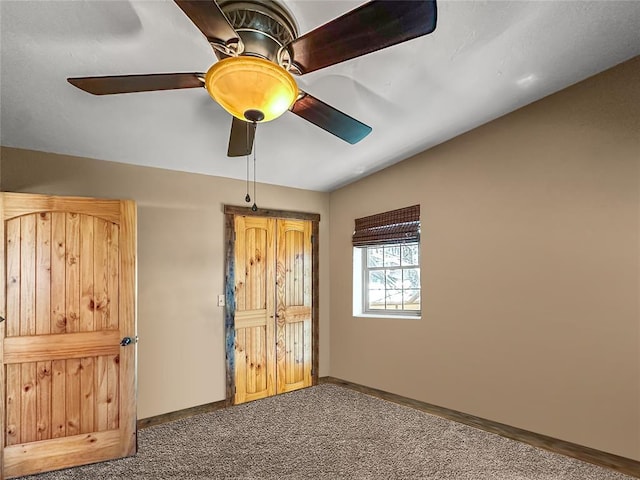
left=18, top=384, right=634, bottom=479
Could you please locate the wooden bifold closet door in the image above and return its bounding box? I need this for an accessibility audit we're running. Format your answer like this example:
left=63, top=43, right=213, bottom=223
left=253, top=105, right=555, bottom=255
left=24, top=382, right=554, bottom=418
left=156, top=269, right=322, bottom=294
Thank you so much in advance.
left=1, top=193, right=137, bottom=479
left=233, top=216, right=312, bottom=404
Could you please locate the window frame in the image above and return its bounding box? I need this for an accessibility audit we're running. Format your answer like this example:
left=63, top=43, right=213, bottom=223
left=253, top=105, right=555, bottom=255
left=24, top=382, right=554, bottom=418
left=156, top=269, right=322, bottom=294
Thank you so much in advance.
left=357, top=241, right=421, bottom=317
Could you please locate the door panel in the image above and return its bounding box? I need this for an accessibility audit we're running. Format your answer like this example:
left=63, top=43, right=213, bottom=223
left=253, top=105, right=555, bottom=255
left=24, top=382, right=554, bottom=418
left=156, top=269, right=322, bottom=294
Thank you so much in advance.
left=35, top=212, right=52, bottom=442
left=276, top=220, right=312, bottom=394
left=233, top=216, right=275, bottom=404
left=1, top=193, right=136, bottom=479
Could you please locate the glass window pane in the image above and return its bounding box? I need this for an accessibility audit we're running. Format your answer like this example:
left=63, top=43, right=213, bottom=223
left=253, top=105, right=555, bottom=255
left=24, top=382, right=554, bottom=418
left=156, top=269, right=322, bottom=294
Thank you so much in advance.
left=403, top=268, right=420, bottom=289
left=368, top=271, right=385, bottom=289
left=368, top=302, right=386, bottom=310
left=367, top=288, right=386, bottom=309
left=384, top=246, right=401, bottom=267
left=401, top=244, right=419, bottom=266
left=385, top=269, right=402, bottom=289
left=367, top=247, right=383, bottom=267
left=403, top=290, right=421, bottom=310
left=386, top=290, right=403, bottom=309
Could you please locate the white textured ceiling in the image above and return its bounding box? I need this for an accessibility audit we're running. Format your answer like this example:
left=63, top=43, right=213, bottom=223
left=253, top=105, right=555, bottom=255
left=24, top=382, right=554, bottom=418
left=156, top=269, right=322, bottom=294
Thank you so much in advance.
left=1, top=1, right=639, bottom=192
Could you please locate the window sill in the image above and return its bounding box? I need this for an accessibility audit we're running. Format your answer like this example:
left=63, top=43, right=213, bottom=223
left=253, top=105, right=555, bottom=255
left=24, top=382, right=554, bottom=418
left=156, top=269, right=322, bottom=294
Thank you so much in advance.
left=354, top=313, right=421, bottom=320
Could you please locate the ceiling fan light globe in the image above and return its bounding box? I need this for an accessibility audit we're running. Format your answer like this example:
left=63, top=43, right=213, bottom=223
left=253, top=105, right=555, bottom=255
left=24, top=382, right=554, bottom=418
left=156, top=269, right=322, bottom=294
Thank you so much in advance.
left=205, top=57, right=298, bottom=123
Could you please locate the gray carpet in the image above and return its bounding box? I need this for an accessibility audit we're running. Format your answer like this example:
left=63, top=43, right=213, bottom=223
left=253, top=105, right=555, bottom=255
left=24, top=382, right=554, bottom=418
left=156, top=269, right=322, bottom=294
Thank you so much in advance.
left=19, top=384, right=633, bottom=479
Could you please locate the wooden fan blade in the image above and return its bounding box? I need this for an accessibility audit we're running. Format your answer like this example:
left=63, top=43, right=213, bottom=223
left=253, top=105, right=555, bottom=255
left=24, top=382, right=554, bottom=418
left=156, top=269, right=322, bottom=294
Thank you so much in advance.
left=287, top=0, right=437, bottom=75
left=228, top=117, right=256, bottom=157
left=291, top=92, right=372, bottom=144
left=67, top=73, right=205, bottom=95
left=174, top=0, right=239, bottom=46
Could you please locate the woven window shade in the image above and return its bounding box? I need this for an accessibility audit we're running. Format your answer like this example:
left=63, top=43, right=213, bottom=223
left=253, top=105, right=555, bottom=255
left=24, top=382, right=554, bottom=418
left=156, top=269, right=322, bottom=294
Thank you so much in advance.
left=352, top=205, right=420, bottom=247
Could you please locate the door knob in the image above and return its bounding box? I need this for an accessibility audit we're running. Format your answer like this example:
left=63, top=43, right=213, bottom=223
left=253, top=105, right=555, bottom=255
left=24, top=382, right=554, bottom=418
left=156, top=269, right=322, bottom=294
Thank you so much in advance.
left=120, top=337, right=133, bottom=346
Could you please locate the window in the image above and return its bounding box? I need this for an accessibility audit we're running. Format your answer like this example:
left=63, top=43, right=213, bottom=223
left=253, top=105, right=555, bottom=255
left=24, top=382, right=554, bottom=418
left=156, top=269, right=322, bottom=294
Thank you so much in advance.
left=362, top=243, right=420, bottom=313
left=353, top=205, right=421, bottom=317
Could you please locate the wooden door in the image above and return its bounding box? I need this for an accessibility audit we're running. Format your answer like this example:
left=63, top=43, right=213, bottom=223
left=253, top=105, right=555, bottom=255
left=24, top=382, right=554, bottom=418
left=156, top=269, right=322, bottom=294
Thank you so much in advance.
left=0, top=193, right=137, bottom=479
left=233, top=216, right=276, bottom=404
left=275, top=219, right=312, bottom=394
left=233, top=216, right=312, bottom=404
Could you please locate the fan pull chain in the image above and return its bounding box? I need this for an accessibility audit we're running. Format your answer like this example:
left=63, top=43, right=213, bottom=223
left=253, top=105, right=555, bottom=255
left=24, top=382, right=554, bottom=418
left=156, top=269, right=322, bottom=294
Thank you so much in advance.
left=251, top=124, right=258, bottom=212
left=245, top=122, right=251, bottom=203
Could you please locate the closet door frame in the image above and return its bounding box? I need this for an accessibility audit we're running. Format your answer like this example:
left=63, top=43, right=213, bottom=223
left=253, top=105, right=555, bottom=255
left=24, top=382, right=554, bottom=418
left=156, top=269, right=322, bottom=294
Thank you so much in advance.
left=223, top=205, right=320, bottom=405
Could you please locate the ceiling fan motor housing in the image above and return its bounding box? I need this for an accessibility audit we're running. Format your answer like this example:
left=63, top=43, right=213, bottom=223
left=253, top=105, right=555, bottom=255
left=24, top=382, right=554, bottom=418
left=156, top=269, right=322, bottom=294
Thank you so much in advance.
left=216, top=0, right=299, bottom=65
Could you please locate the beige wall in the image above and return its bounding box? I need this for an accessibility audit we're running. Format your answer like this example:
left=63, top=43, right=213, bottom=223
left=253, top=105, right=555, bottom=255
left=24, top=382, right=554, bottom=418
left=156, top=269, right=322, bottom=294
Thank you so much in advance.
left=329, top=57, right=640, bottom=460
left=0, top=148, right=331, bottom=419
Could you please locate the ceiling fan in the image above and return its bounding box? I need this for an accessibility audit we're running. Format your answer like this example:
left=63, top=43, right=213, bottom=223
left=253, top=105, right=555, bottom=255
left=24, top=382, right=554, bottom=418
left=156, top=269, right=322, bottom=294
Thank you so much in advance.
left=68, top=0, right=437, bottom=157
